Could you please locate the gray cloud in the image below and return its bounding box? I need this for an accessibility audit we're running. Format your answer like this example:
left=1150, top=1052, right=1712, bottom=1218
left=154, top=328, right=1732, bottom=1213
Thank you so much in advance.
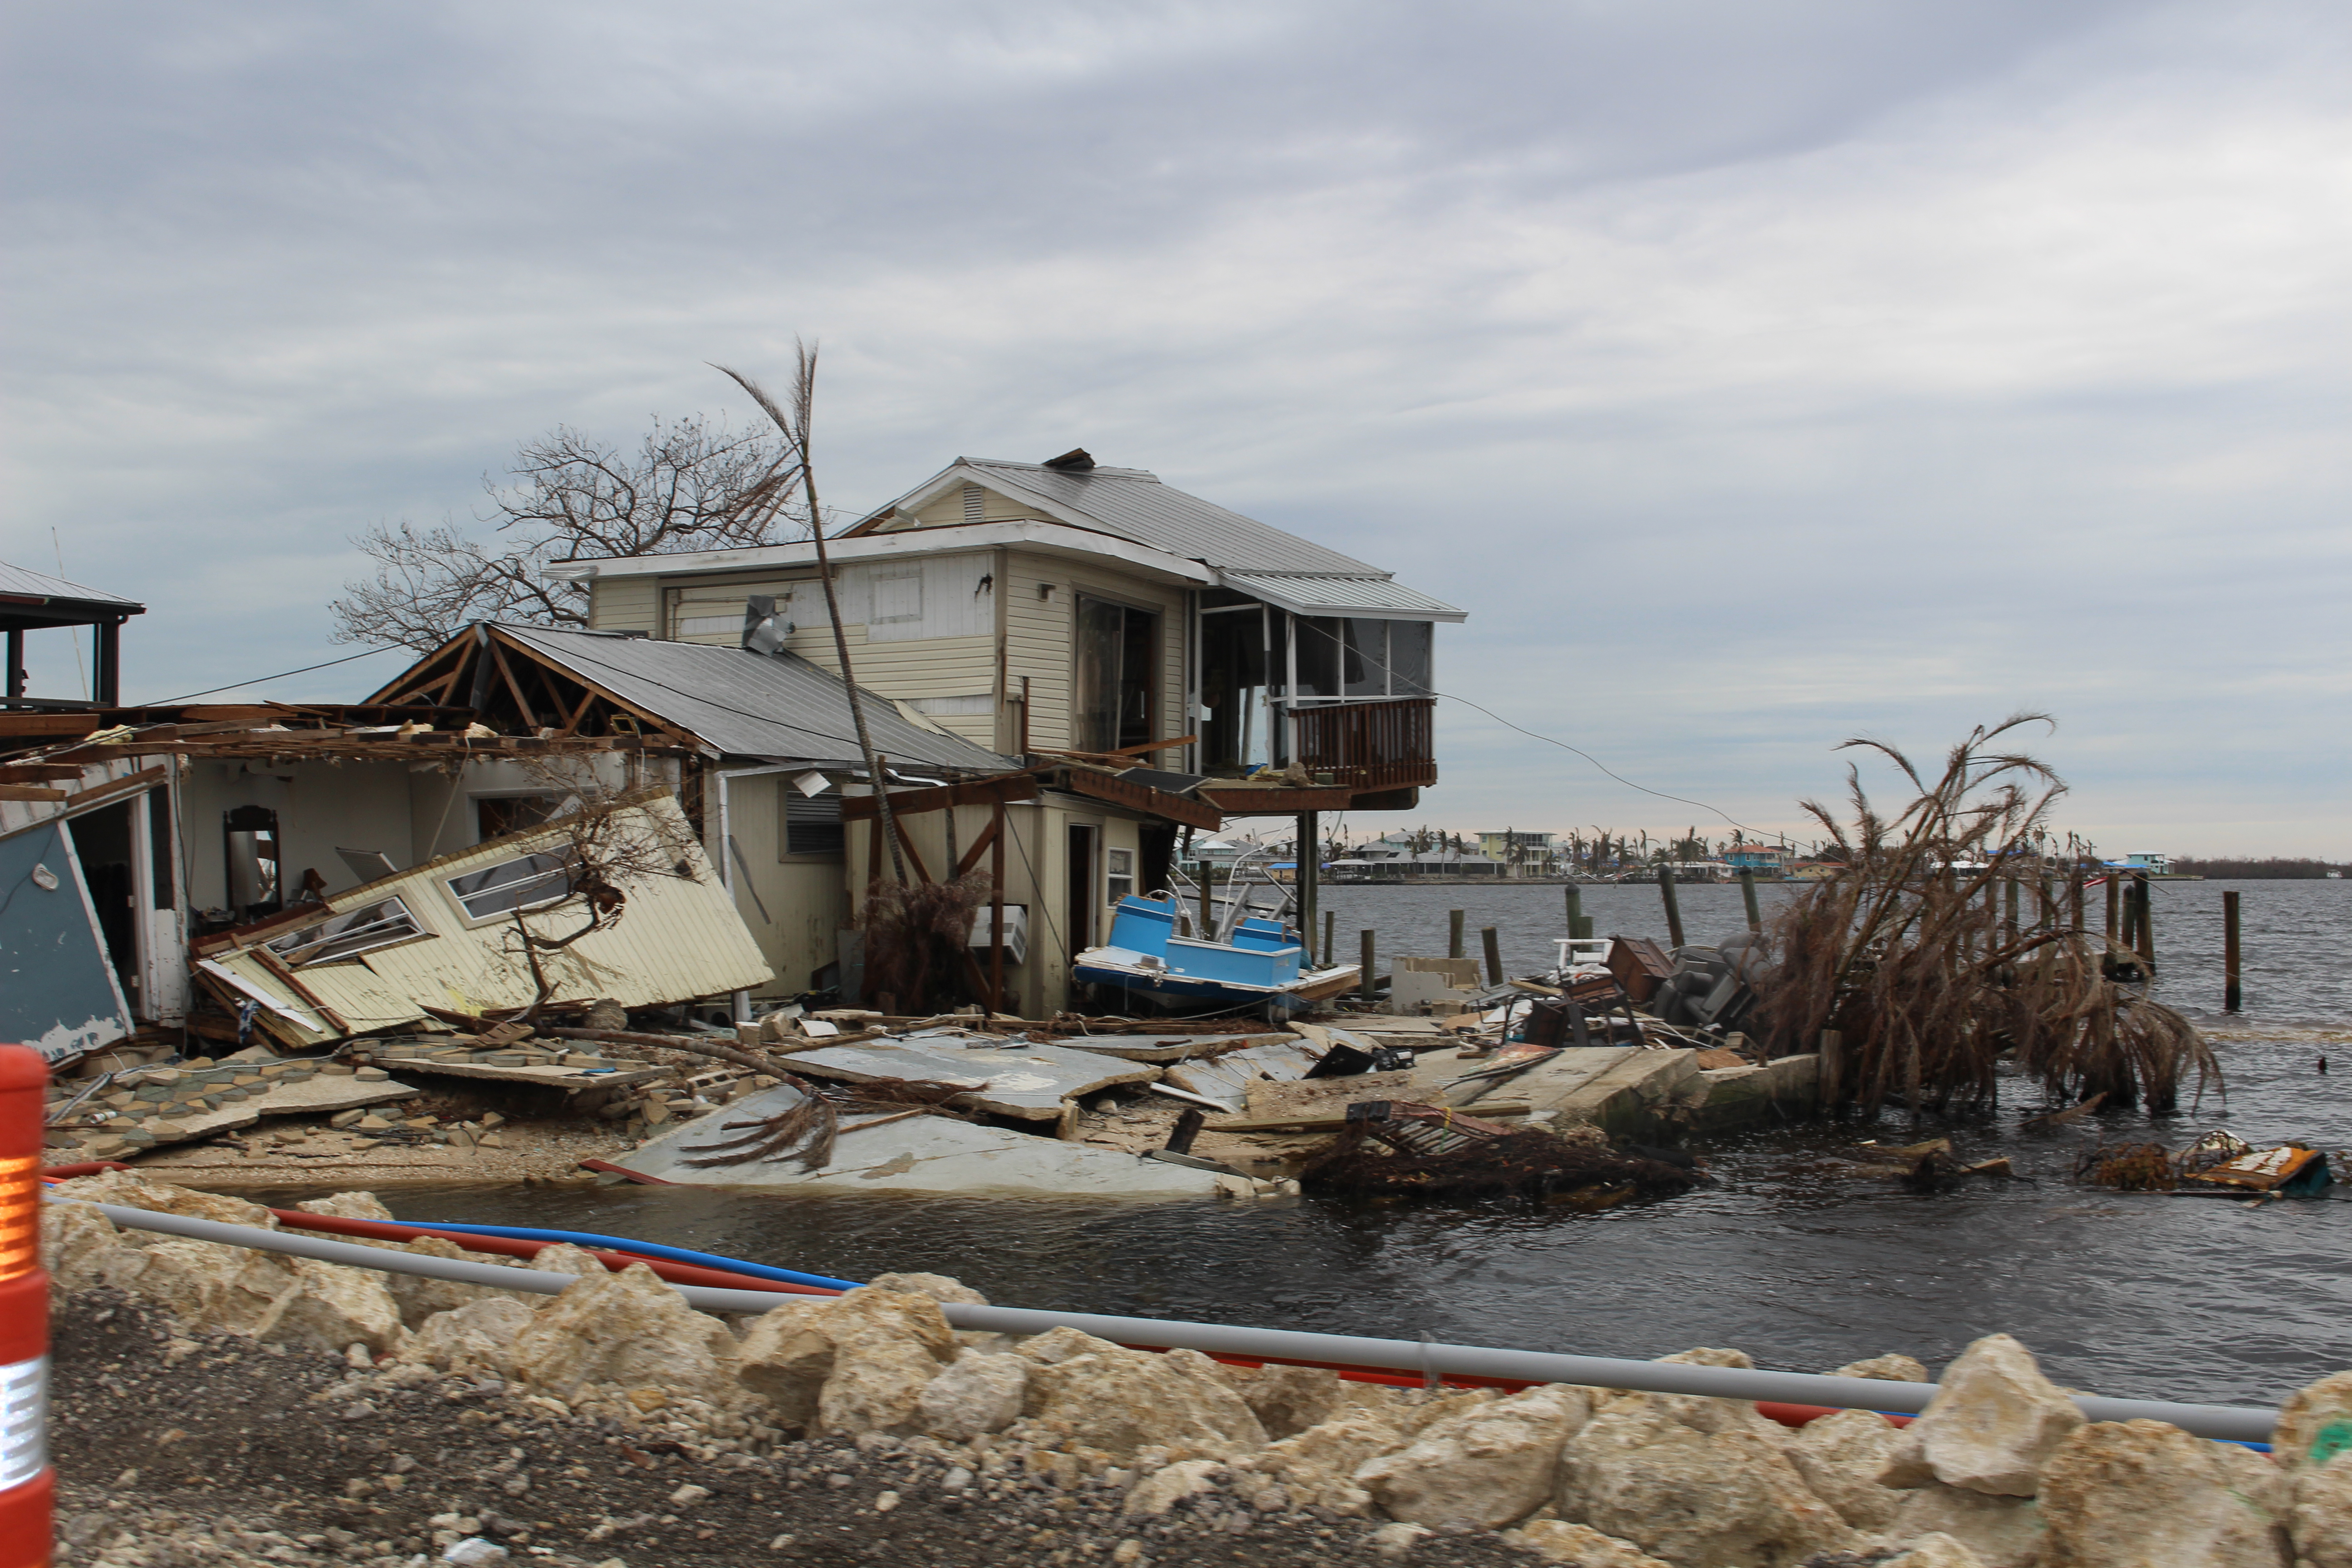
left=3, top=0, right=2345, bottom=853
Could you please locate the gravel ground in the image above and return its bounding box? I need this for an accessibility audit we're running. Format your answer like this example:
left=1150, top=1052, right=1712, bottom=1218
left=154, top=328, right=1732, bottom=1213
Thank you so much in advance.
left=49, top=1291, right=1539, bottom=1568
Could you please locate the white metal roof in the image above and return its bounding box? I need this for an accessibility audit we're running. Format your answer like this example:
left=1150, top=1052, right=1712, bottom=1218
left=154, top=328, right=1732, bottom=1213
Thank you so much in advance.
left=1214, top=569, right=1465, bottom=623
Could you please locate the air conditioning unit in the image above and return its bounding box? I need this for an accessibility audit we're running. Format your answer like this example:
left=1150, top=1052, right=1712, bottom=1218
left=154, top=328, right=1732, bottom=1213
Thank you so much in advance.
left=968, top=905, right=1029, bottom=967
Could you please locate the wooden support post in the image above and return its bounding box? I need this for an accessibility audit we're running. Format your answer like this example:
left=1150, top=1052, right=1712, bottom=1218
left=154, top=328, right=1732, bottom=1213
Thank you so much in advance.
left=1658, top=864, right=1686, bottom=951
left=1480, top=926, right=1503, bottom=985
left=2223, top=890, right=2242, bottom=1012
left=2004, top=878, right=2019, bottom=945
left=1200, top=857, right=1216, bottom=942
left=1360, top=929, right=1377, bottom=1004
left=1323, top=909, right=1335, bottom=970
left=1165, top=1107, right=1206, bottom=1155
left=1297, top=810, right=1318, bottom=957
left=2069, top=870, right=2085, bottom=935
left=1448, top=908, right=1465, bottom=960
left=2105, top=874, right=2121, bottom=947
left=1564, top=884, right=1583, bottom=941
left=1738, top=870, right=1762, bottom=934
left=989, top=799, right=1008, bottom=1014
left=2134, top=875, right=2156, bottom=972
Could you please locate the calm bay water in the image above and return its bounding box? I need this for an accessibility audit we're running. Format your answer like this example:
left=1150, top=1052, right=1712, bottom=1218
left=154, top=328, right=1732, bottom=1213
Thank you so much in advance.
left=236, top=880, right=2350, bottom=1410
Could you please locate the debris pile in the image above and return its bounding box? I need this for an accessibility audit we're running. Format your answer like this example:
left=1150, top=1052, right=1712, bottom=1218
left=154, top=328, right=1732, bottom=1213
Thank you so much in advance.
left=1297, top=1114, right=1701, bottom=1206
left=39, top=1174, right=2352, bottom=1568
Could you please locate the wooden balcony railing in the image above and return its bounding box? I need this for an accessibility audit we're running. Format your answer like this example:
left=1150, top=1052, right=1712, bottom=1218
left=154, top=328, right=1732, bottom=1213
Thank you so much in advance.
left=1289, top=697, right=1438, bottom=791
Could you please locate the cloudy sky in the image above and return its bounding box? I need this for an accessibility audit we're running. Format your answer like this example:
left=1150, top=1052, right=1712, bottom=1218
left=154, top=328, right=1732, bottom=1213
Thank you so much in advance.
left=5, top=1, right=2346, bottom=855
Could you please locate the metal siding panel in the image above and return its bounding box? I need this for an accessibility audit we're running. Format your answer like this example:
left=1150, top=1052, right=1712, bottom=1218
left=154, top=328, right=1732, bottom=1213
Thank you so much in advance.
left=0, top=820, right=135, bottom=1064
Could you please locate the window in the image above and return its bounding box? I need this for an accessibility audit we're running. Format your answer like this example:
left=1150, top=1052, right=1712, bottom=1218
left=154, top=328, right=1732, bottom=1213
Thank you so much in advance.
left=1199, top=605, right=1273, bottom=773
left=1106, top=848, right=1135, bottom=904
left=266, top=896, right=425, bottom=966
left=783, top=791, right=845, bottom=857
left=872, top=571, right=923, bottom=625
left=445, top=851, right=574, bottom=921
left=1388, top=620, right=1433, bottom=695
left=1073, top=596, right=1158, bottom=753
left=476, top=794, right=561, bottom=842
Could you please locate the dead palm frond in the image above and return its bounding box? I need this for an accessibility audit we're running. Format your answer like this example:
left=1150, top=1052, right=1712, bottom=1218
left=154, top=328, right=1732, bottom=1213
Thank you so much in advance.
left=1748, top=716, right=2218, bottom=1115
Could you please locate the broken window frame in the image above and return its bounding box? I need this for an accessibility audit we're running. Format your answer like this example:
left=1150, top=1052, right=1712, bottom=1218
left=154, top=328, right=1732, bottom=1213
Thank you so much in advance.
left=264, top=895, right=428, bottom=967
left=443, top=849, right=577, bottom=925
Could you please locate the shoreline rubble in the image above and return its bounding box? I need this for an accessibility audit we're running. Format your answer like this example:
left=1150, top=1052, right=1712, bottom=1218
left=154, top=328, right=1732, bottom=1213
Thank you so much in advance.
left=40, top=1171, right=2351, bottom=1567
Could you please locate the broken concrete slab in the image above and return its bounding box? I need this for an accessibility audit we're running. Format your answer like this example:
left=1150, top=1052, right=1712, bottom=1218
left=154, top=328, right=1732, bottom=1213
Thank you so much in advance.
left=620, top=1082, right=1224, bottom=1198
left=784, top=1029, right=1161, bottom=1120
left=1687, top=1053, right=1821, bottom=1129
left=98, top=1069, right=420, bottom=1147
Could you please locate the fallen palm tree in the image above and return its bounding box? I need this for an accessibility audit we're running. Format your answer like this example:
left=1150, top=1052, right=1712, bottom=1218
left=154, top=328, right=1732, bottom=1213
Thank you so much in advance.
left=1745, top=715, right=2218, bottom=1116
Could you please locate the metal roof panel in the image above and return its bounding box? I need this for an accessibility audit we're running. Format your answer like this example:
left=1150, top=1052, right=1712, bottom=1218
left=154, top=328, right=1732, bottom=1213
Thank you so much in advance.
left=1214, top=569, right=1466, bottom=622
left=495, top=624, right=1014, bottom=771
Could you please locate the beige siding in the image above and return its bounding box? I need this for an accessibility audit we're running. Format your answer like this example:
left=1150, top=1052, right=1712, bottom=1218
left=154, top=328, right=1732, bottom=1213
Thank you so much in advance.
left=908, top=483, right=1041, bottom=529
left=591, top=575, right=660, bottom=635
left=1003, top=549, right=1190, bottom=757
left=726, top=771, right=851, bottom=995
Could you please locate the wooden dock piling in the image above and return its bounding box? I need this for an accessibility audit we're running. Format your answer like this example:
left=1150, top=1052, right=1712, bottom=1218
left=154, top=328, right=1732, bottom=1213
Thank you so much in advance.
left=1564, top=883, right=1593, bottom=941
left=1658, top=865, right=1686, bottom=951
left=1481, top=926, right=1503, bottom=985
left=2134, top=875, right=2157, bottom=972
left=1739, top=870, right=1762, bottom=934
left=2223, top=890, right=2241, bottom=1010
left=1449, top=908, right=1465, bottom=960
left=1360, top=929, right=1377, bottom=1004
left=1323, top=910, right=1335, bottom=970
left=2105, top=874, right=2122, bottom=947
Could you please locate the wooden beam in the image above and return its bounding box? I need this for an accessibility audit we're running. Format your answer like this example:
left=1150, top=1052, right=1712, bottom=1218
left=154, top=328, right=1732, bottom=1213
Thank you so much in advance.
left=0, top=765, right=86, bottom=782
left=61, top=764, right=169, bottom=813
left=555, top=681, right=599, bottom=738
left=1056, top=766, right=1222, bottom=831
left=893, top=816, right=933, bottom=883
left=1196, top=784, right=1356, bottom=815
left=841, top=773, right=1042, bottom=821
left=0, top=785, right=68, bottom=802
left=487, top=639, right=539, bottom=729
left=955, top=813, right=1002, bottom=878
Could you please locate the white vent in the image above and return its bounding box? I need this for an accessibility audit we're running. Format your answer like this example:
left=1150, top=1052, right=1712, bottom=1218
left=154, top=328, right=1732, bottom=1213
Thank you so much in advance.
left=961, top=484, right=984, bottom=523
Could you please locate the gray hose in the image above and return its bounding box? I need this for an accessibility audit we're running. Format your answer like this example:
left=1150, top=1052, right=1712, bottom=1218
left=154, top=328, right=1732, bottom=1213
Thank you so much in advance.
left=57, top=1197, right=2278, bottom=1441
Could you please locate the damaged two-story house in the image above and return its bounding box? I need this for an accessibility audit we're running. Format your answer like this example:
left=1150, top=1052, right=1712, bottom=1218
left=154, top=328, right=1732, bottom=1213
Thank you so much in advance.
left=524, top=449, right=1465, bottom=1014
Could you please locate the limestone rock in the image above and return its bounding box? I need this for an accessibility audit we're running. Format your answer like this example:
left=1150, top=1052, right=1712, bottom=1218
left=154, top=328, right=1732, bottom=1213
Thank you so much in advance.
left=1886, top=1484, right=2045, bottom=1568
left=2276, top=1370, right=2352, bottom=1471
left=1786, top=1408, right=1909, bottom=1531
left=2288, top=1460, right=2352, bottom=1568
left=2035, top=1419, right=2289, bottom=1568
left=1501, top=1520, right=1672, bottom=1567
left=40, top=1200, right=127, bottom=1292
left=267, top=1256, right=408, bottom=1355
left=1250, top=1413, right=1410, bottom=1516
left=1213, top=1362, right=1348, bottom=1440
left=94, top=1237, right=302, bottom=1339
left=916, top=1349, right=1028, bottom=1442
left=1015, top=1325, right=1129, bottom=1365
left=1356, top=1384, right=1591, bottom=1530
left=1878, top=1334, right=2084, bottom=1496
left=1122, top=1458, right=1224, bottom=1517
left=295, top=1191, right=395, bottom=1224
left=382, top=1235, right=535, bottom=1327
left=736, top=1299, right=843, bottom=1431
left=405, top=1297, right=540, bottom=1377
left=1836, top=1354, right=1931, bottom=1382
left=1878, top=1534, right=1990, bottom=1568
left=530, top=1244, right=608, bottom=1277
left=1557, top=1418, right=1854, bottom=1568
left=866, top=1271, right=987, bottom=1306
left=1368, top=1522, right=1431, bottom=1557
left=508, top=1264, right=743, bottom=1413
left=53, top=1170, right=278, bottom=1230
left=1024, top=1345, right=1268, bottom=1460
left=734, top=1287, right=958, bottom=1436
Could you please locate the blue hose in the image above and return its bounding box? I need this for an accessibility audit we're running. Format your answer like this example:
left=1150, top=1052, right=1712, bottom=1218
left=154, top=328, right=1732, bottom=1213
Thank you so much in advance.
left=414, top=1221, right=863, bottom=1292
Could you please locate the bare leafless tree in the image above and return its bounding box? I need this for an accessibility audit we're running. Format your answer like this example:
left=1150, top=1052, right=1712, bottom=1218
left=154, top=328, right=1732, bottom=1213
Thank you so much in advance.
left=331, top=414, right=799, bottom=649
left=486, top=758, right=708, bottom=1019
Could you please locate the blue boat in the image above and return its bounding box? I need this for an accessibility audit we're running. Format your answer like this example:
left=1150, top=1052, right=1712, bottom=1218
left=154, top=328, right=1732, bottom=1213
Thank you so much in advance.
left=1073, top=892, right=1359, bottom=1015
